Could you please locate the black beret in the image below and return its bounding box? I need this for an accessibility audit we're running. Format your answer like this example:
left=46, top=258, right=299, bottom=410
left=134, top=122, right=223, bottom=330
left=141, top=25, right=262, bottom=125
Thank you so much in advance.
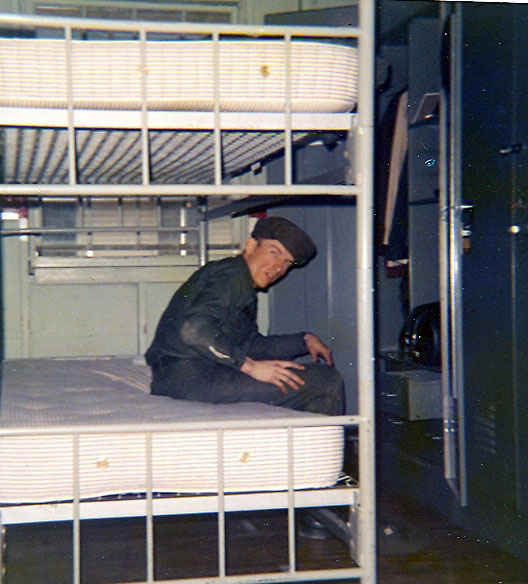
left=251, top=216, right=316, bottom=265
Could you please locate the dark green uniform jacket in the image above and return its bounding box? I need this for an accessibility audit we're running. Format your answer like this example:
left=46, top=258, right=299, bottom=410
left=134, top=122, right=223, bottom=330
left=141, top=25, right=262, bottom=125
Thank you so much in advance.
left=145, top=255, right=307, bottom=373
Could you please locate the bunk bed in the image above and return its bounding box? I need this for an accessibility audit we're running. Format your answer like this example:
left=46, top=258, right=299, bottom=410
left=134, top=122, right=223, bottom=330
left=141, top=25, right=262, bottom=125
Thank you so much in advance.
left=0, top=2, right=376, bottom=583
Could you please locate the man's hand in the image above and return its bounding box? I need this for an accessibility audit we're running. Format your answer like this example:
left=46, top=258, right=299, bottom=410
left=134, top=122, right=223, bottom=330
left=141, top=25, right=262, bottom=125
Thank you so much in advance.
left=304, top=333, right=333, bottom=366
left=241, top=357, right=305, bottom=395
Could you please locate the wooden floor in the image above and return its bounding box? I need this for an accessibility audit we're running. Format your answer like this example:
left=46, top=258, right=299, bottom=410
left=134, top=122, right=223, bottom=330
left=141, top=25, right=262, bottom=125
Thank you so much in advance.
left=4, top=490, right=528, bottom=583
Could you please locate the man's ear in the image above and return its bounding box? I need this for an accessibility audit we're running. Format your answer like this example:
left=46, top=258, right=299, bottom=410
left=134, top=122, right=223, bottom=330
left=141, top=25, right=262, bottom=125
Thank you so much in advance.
left=243, top=237, right=258, bottom=256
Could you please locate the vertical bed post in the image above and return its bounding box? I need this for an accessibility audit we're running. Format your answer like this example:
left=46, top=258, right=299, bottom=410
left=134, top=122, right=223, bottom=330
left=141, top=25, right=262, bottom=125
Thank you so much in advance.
left=199, top=198, right=208, bottom=267
left=212, top=32, right=222, bottom=187
left=139, top=25, right=151, bottom=187
left=0, top=515, right=5, bottom=584
left=286, top=425, right=296, bottom=574
left=217, top=428, right=226, bottom=578
left=145, top=432, right=154, bottom=584
left=65, top=24, right=77, bottom=186
left=357, top=0, right=376, bottom=582
left=283, top=33, right=293, bottom=187
left=72, top=434, right=81, bottom=584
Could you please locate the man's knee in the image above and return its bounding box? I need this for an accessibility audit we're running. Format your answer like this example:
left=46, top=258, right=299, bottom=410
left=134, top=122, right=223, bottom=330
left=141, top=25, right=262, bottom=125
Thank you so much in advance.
left=303, top=363, right=343, bottom=391
left=299, top=364, right=344, bottom=415
left=323, top=367, right=344, bottom=414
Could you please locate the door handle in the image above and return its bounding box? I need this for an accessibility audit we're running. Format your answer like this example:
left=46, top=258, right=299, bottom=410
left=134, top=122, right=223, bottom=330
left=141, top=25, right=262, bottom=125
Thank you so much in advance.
left=457, top=204, right=474, bottom=252
left=499, top=143, right=524, bottom=155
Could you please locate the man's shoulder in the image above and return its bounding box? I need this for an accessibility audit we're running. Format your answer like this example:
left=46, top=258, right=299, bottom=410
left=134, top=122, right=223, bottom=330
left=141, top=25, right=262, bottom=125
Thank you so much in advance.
left=173, top=256, right=244, bottom=305
left=203, top=255, right=244, bottom=277
left=204, top=255, right=254, bottom=298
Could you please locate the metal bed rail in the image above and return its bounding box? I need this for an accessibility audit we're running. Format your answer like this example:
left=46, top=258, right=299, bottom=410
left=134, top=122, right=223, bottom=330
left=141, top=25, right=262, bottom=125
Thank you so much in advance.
left=0, top=12, right=361, bottom=194
left=0, top=414, right=369, bottom=584
left=0, top=183, right=362, bottom=197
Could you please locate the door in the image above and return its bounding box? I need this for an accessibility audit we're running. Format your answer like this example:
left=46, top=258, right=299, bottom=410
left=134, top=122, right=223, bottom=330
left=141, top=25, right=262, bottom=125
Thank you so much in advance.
left=445, top=3, right=528, bottom=552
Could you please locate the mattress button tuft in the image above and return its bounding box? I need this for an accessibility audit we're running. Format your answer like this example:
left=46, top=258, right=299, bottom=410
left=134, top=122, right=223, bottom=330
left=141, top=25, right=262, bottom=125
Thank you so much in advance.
left=96, top=458, right=110, bottom=470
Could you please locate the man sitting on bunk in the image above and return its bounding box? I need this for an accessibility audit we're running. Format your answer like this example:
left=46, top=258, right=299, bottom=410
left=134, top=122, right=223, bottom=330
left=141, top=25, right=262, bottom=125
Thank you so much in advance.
left=145, top=216, right=343, bottom=416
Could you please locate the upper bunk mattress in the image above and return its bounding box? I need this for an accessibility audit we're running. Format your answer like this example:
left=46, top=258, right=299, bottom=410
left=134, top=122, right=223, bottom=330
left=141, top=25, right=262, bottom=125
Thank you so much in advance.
left=0, top=38, right=358, bottom=113
left=0, top=358, right=344, bottom=504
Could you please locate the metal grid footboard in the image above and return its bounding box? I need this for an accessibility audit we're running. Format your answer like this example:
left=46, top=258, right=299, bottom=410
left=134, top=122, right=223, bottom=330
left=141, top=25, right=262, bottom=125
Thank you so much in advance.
left=0, top=414, right=371, bottom=584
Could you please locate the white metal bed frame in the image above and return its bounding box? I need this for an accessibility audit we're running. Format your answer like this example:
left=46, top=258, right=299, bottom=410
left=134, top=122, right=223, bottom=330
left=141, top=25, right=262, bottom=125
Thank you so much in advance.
left=0, top=1, right=376, bottom=582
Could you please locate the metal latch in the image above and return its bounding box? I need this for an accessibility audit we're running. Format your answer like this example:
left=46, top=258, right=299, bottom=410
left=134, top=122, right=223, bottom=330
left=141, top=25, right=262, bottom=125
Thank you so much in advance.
left=459, top=204, right=474, bottom=253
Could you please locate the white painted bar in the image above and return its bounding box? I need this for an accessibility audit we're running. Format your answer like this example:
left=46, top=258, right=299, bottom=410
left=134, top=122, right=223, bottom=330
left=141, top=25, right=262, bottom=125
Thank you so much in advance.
left=0, top=13, right=360, bottom=38
left=120, top=567, right=364, bottom=584
left=0, top=414, right=361, bottom=437
left=0, top=486, right=358, bottom=525
left=0, top=109, right=355, bottom=131
left=0, top=184, right=359, bottom=197
left=356, top=1, right=377, bottom=583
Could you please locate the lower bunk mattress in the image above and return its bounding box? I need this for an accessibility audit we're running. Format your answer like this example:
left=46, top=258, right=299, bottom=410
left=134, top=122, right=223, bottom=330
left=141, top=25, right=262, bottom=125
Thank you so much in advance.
left=0, top=358, right=344, bottom=504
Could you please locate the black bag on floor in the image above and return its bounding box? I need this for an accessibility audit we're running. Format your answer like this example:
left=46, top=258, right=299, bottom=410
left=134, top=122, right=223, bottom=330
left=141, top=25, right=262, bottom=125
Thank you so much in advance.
left=399, top=302, right=441, bottom=367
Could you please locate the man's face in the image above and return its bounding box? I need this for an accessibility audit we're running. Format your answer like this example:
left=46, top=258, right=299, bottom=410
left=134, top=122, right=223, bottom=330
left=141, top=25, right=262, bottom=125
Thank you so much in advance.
left=243, top=238, right=295, bottom=289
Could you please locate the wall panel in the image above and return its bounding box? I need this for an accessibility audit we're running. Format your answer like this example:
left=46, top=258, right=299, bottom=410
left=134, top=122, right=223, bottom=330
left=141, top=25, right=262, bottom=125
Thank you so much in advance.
left=29, top=283, right=138, bottom=357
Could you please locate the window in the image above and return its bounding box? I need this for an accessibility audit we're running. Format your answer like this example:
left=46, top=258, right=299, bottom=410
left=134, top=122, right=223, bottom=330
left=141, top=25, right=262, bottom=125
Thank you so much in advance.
left=38, top=197, right=201, bottom=259
left=31, top=197, right=243, bottom=272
